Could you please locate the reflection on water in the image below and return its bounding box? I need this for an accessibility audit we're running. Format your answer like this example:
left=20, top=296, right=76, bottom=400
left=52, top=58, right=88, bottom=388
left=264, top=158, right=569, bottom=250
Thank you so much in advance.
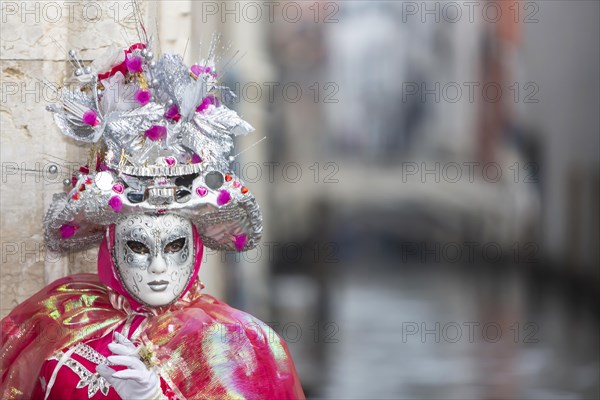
left=305, top=253, right=599, bottom=399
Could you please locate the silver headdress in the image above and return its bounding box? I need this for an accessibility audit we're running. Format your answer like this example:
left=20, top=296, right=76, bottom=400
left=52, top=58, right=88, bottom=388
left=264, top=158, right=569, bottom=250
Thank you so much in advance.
left=44, top=39, right=262, bottom=252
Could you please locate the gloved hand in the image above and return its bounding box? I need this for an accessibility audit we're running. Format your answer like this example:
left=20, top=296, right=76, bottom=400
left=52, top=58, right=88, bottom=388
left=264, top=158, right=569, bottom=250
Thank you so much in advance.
left=96, top=332, right=164, bottom=400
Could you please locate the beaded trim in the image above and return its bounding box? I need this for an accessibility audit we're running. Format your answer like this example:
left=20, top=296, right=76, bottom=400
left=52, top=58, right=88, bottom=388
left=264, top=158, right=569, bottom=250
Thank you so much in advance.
left=48, top=346, right=112, bottom=398
left=73, top=343, right=113, bottom=367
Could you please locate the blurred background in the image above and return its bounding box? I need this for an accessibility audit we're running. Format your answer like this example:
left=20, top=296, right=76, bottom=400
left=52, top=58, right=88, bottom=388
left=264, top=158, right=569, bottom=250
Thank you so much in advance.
left=1, top=1, right=598, bottom=399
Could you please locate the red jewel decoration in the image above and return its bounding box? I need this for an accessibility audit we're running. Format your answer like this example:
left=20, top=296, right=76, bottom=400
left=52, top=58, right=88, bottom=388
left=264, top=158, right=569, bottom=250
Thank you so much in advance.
left=78, top=184, right=86, bottom=192
left=79, top=166, right=90, bottom=174
left=157, top=209, right=167, bottom=214
left=164, top=157, right=177, bottom=167
left=112, top=183, right=125, bottom=194
left=241, top=186, right=248, bottom=194
left=72, top=192, right=80, bottom=200
left=85, top=177, right=93, bottom=185
left=225, top=174, right=232, bottom=182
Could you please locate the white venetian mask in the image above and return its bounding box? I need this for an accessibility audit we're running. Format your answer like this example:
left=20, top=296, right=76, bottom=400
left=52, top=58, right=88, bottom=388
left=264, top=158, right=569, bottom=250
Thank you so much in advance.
left=113, top=214, right=195, bottom=307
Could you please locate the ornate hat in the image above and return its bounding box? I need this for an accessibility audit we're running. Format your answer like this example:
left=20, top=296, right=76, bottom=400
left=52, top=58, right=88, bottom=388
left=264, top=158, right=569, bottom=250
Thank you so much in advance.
left=44, top=38, right=262, bottom=252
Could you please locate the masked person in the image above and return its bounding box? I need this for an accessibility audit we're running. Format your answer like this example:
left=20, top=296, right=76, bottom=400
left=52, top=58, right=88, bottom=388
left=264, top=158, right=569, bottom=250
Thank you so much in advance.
left=0, top=39, right=305, bottom=400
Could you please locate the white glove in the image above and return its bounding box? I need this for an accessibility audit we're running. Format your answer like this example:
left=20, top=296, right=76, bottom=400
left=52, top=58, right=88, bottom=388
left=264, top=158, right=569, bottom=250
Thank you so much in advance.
left=96, top=332, right=164, bottom=400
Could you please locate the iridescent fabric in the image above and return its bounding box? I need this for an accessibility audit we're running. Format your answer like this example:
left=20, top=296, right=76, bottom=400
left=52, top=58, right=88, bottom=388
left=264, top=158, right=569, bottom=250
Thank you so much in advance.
left=1, top=226, right=305, bottom=399
left=1, top=275, right=124, bottom=399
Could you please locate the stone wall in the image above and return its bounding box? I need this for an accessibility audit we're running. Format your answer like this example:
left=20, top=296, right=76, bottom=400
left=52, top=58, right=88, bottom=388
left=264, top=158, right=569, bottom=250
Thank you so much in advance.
left=1, top=0, right=274, bottom=318
left=1, top=1, right=150, bottom=316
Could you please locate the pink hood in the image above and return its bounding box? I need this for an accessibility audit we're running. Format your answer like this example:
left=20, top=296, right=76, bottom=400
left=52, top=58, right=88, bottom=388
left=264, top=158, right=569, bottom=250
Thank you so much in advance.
left=97, top=223, right=204, bottom=311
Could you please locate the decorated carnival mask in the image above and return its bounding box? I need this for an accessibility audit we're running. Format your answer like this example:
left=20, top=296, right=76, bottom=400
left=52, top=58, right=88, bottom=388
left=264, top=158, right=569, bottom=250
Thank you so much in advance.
left=113, top=214, right=195, bottom=306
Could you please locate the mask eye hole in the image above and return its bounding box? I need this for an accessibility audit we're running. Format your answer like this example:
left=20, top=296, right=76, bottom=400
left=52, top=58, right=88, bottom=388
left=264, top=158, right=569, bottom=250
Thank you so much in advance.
left=165, top=238, right=186, bottom=253
left=127, top=240, right=150, bottom=255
